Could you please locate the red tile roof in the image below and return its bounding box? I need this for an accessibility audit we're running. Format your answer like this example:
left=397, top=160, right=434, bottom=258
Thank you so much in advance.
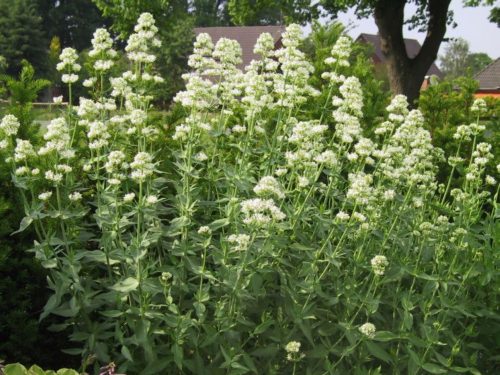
left=194, top=26, right=285, bottom=69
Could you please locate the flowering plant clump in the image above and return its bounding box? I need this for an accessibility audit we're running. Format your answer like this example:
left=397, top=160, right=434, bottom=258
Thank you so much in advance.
left=1, top=14, right=498, bottom=374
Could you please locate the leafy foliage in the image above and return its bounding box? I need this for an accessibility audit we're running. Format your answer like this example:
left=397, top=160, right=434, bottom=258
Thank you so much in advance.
left=0, top=61, right=50, bottom=139
left=0, top=0, right=48, bottom=75
left=1, top=14, right=499, bottom=375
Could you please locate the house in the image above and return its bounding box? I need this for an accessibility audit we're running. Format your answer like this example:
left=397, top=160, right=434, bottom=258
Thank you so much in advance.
left=356, top=33, right=444, bottom=88
left=474, top=58, right=500, bottom=98
left=194, top=26, right=285, bottom=69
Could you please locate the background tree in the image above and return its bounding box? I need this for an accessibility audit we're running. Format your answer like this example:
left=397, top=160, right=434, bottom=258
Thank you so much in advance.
left=227, top=0, right=319, bottom=25
left=319, top=0, right=497, bottom=104
left=440, top=38, right=493, bottom=78
left=0, top=0, right=48, bottom=76
left=191, top=0, right=231, bottom=26
left=35, top=0, right=109, bottom=51
left=466, top=52, right=493, bottom=74
left=439, top=37, right=470, bottom=79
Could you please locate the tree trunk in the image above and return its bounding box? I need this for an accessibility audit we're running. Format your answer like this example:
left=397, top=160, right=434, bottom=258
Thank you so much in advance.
left=374, top=0, right=451, bottom=105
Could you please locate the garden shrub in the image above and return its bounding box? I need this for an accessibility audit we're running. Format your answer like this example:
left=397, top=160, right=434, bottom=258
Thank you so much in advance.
left=0, top=65, right=75, bottom=370
left=0, top=13, right=499, bottom=374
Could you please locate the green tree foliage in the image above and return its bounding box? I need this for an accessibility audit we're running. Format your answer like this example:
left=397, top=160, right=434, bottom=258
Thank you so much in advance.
left=191, top=0, right=231, bottom=26
left=490, top=6, right=500, bottom=26
left=35, top=0, right=109, bottom=51
left=0, top=61, right=50, bottom=138
left=227, top=0, right=319, bottom=25
left=440, top=38, right=492, bottom=79
left=466, top=52, right=493, bottom=75
left=439, top=37, right=471, bottom=79
left=0, top=0, right=48, bottom=76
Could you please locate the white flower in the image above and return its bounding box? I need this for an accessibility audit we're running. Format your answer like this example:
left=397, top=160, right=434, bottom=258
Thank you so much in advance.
left=45, top=170, right=63, bottom=184
left=69, top=192, right=82, bottom=201
left=194, top=152, right=208, bottom=162
left=359, top=322, right=376, bottom=338
left=371, top=255, right=389, bottom=276
left=53, top=96, right=63, bottom=104
left=146, top=195, right=159, bottom=205
left=14, top=139, right=35, bottom=162
left=253, top=176, right=285, bottom=199
left=383, top=189, right=396, bottom=201
left=285, top=341, right=301, bottom=353
left=0, top=114, right=20, bottom=136
left=38, top=191, right=53, bottom=201
left=335, top=211, right=350, bottom=221
left=83, top=78, right=96, bottom=87
left=485, top=175, right=496, bottom=185
left=57, top=48, right=79, bottom=72
left=227, top=234, right=251, bottom=251
left=15, top=166, right=29, bottom=176
left=130, top=152, right=154, bottom=182
left=471, top=98, right=487, bottom=113
left=31, top=168, right=40, bottom=175
left=62, top=74, right=79, bottom=84
left=198, top=226, right=211, bottom=236
left=240, top=198, right=286, bottom=227
left=123, top=193, right=135, bottom=202
left=0, top=139, right=8, bottom=149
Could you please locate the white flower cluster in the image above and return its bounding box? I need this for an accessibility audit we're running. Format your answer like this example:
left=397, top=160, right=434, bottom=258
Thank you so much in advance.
left=325, top=35, right=352, bottom=68
left=253, top=176, right=285, bottom=199
left=375, top=95, right=409, bottom=136
left=0, top=114, right=20, bottom=137
left=273, top=24, right=319, bottom=108
left=14, top=139, right=35, bottom=162
left=89, top=28, right=116, bottom=72
left=130, top=152, right=154, bottom=182
left=285, top=341, right=304, bottom=362
left=58, top=48, right=80, bottom=84
left=125, top=12, right=161, bottom=63
left=346, top=172, right=374, bottom=205
left=227, top=234, right=251, bottom=251
left=39, top=117, right=71, bottom=156
left=212, top=38, right=244, bottom=105
left=240, top=198, right=286, bottom=227
left=370, top=255, right=389, bottom=276
left=376, top=109, right=438, bottom=190
left=470, top=98, right=487, bottom=114
left=241, top=33, right=277, bottom=119
left=465, top=142, right=494, bottom=184
left=359, top=322, right=376, bottom=338
left=285, top=119, right=334, bottom=170
left=332, top=77, right=364, bottom=144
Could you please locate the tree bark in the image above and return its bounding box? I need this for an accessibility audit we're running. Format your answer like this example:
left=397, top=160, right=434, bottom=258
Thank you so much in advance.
left=373, top=0, right=451, bottom=105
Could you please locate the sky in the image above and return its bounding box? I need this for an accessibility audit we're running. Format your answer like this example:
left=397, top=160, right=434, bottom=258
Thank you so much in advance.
left=332, top=0, right=500, bottom=64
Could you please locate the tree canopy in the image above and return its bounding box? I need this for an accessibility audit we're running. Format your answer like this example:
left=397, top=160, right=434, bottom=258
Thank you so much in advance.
left=0, top=0, right=48, bottom=75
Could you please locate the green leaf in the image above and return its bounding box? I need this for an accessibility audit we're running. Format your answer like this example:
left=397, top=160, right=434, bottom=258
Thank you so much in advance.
left=365, top=341, right=392, bottom=363
left=121, top=345, right=133, bottom=361
left=27, top=365, right=45, bottom=375
left=111, top=277, right=139, bottom=293
left=55, top=370, right=79, bottom=375
left=12, top=216, right=33, bottom=234
left=208, top=218, right=230, bottom=231
left=4, top=364, right=28, bottom=375
left=422, top=363, right=448, bottom=374
left=374, top=331, right=400, bottom=342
